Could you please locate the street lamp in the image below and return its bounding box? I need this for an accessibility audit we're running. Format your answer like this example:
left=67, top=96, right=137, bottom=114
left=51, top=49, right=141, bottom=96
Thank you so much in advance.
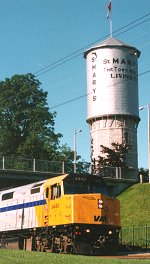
left=139, top=104, right=150, bottom=183
left=74, top=129, right=82, bottom=174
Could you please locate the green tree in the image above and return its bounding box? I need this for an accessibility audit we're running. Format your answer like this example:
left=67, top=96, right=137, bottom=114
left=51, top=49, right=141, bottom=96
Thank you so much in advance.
left=0, top=73, right=62, bottom=159
left=95, top=142, right=129, bottom=173
left=138, top=167, right=149, bottom=182
left=58, top=144, right=75, bottom=162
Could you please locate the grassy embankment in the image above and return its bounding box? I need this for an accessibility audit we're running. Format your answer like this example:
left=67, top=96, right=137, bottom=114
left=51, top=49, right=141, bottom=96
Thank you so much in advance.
left=117, top=183, right=150, bottom=227
left=0, top=249, right=150, bottom=264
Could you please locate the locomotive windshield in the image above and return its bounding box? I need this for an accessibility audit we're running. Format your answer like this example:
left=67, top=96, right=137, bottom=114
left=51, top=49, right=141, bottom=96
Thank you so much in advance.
left=63, top=174, right=108, bottom=195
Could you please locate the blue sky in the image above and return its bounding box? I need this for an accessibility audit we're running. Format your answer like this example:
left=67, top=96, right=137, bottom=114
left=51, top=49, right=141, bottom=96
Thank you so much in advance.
left=0, top=0, right=150, bottom=169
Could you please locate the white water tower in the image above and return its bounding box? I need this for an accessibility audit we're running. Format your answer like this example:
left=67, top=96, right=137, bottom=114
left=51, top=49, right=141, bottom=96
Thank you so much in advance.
left=84, top=38, right=141, bottom=172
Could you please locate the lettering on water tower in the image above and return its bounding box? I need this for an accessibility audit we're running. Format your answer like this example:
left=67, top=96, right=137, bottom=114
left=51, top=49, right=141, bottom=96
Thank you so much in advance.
left=103, top=57, right=137, bottom=81
left=91, top=52, right=97, bottom=102
left=90, top=52, right=138, bottom=104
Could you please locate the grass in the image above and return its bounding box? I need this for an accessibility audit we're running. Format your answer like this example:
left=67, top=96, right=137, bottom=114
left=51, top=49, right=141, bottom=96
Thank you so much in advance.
left=117, top=183, right=150, bottom=227
left=0, top=250, right=150, bottom=264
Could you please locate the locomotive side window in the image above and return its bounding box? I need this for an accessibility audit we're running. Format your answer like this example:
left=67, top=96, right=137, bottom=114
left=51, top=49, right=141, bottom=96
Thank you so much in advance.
left=51, top=184, right=61, bottom=199
left=2, top=192, right=13, bottom=201
left=31, top=187, right=40, bottom=194
left=31, top=182, right=43, bottom=195
left=46, top=187, right=50, bottom=198
left=57, top=185, right=61, bottom=198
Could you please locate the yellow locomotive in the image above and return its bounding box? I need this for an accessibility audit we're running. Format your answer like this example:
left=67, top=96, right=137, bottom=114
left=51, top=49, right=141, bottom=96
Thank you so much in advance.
left=0, top=174, right=121, bottom=255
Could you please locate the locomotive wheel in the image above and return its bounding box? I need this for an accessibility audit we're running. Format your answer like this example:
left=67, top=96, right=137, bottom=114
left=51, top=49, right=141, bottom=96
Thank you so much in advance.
left=36, top=241, right=42, bottom=252
left=66, top=245, right=73, bottom=254
left=35, top=237, right=45, bottom=252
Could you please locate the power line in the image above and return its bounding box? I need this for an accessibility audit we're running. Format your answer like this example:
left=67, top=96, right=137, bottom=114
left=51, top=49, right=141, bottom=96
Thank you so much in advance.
left=139, top=69, right=150, bottom=76
left=48, top=69, right=150, bottom=110
left=0, top=65, right=149, bottom=112
left=34, top=12, right=150, bottom=77
left=49, top=93, right=89, bottom=110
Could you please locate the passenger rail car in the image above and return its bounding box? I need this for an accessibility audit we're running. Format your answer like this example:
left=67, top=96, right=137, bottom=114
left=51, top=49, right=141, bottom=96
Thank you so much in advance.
left=0, top=174, right=121, bottom=255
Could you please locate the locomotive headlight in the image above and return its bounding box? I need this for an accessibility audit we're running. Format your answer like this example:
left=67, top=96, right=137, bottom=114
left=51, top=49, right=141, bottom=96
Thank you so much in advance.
left=85, top=228, right=90, bottom=233
left=98, top=199, right=103, bottom=209
left=108, top=230, right=113, bottom=235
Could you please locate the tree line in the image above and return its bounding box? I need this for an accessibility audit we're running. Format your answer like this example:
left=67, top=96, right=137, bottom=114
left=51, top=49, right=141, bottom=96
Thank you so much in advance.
left=0, top=73, right=77, bottom=163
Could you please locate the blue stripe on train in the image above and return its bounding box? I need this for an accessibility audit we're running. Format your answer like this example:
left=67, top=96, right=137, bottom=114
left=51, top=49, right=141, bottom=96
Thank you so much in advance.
left=0, top=199, right=46, bottom=213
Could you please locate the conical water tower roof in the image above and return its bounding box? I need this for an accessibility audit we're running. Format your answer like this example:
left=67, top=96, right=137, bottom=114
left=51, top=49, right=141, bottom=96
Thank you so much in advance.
left=84, top=37, right=141, bottom=58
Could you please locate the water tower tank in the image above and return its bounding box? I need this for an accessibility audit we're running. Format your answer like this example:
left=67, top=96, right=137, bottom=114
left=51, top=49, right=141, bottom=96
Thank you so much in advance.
left=84, top=38, right=141, bottom=172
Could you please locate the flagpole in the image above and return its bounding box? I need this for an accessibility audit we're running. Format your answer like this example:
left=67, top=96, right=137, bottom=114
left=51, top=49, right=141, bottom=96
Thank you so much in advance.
left=107, top=0, right=113, bottom=38
left=110, top=0, right=112, bottom=38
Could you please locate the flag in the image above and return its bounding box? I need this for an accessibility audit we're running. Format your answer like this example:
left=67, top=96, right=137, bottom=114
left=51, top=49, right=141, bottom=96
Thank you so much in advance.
left=107, top=0, right=111, bottom=19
